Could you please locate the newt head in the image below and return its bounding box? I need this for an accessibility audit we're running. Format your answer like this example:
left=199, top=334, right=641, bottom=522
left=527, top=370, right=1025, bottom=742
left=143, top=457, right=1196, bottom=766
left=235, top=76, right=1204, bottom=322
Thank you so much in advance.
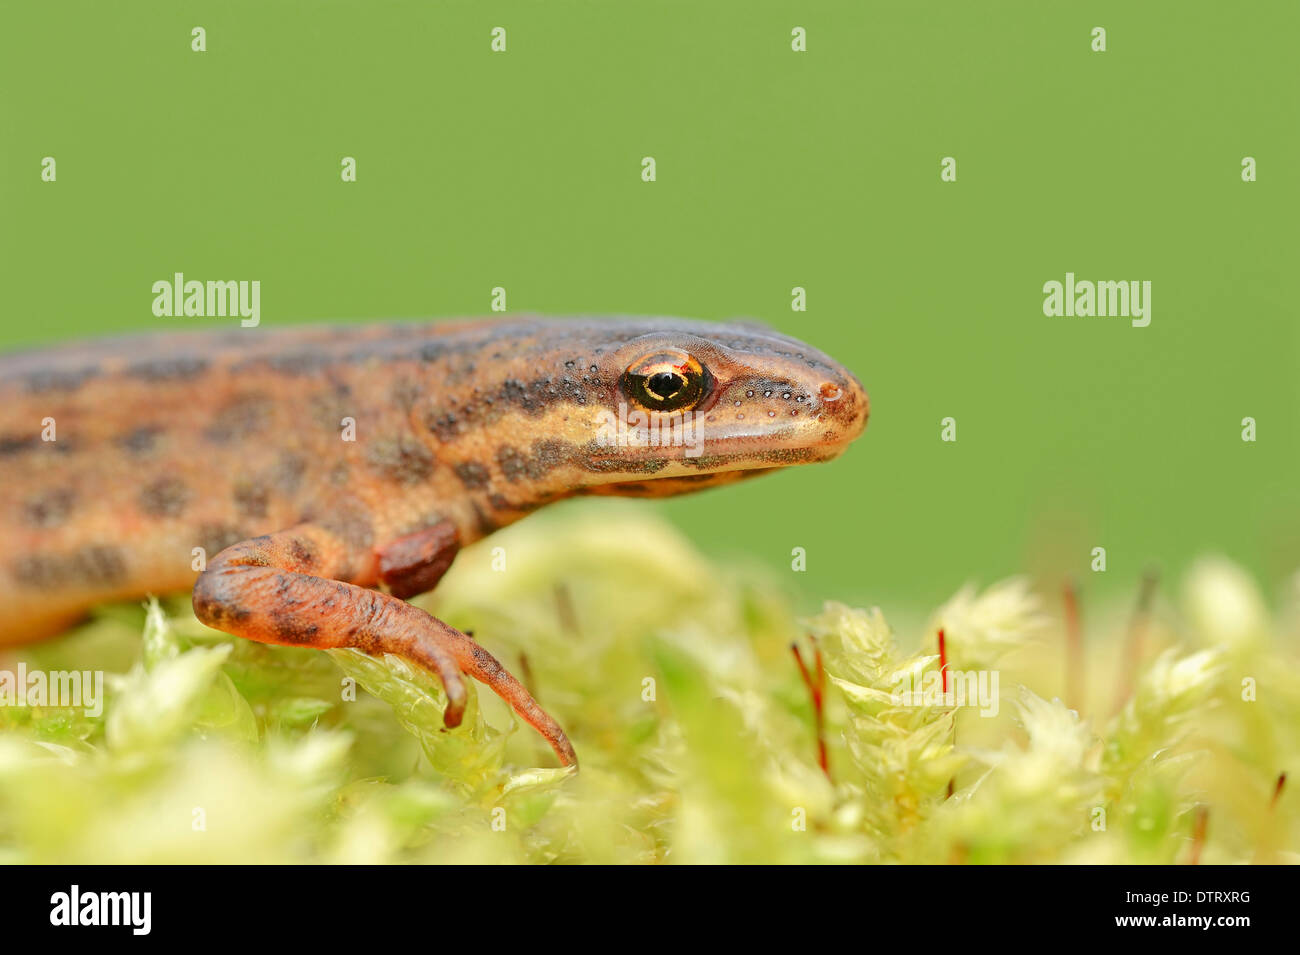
left=569, top=318, right=869, bottom=497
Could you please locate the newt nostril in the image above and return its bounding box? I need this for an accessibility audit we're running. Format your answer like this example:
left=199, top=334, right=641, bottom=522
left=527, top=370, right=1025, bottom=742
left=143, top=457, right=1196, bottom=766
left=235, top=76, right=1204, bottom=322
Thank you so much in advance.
left=818, top=382, right=842, bottom=402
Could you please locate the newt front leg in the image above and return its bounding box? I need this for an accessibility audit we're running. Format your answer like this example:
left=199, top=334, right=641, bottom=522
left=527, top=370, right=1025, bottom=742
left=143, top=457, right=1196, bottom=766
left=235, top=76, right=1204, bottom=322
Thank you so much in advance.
left=191, top=520, right=578, bottom=767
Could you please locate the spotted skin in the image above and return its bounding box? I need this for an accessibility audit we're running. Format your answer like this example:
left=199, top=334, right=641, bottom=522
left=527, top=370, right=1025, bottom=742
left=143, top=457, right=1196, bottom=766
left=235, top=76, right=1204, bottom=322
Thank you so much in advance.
left=0, top=317, right=868, bottom=765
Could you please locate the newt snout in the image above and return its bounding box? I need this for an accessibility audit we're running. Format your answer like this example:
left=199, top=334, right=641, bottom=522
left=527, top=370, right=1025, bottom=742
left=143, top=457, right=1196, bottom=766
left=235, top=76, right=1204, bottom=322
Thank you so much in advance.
left=567, top=323, right=868, bottom=495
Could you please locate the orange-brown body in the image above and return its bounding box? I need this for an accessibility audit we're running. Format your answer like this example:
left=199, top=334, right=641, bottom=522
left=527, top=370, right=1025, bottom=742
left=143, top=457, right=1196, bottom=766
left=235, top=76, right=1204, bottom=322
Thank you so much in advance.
left=0, top=317, right=868, bottom=764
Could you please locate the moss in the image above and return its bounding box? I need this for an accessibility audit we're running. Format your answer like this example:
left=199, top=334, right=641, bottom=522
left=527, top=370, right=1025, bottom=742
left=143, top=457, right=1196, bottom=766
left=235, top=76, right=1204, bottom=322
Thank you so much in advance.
left=0, top=504, right=1294, bottom=863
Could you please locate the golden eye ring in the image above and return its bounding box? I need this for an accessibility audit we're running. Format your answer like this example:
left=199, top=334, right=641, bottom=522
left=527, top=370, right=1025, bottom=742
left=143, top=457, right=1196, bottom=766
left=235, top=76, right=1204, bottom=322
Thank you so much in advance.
left=620, top=351, right=710, bottom=412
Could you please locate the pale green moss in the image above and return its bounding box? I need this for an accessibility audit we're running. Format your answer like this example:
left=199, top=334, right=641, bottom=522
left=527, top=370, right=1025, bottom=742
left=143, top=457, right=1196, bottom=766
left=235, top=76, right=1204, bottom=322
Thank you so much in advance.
left=0, top=503, right=1294, bottom=863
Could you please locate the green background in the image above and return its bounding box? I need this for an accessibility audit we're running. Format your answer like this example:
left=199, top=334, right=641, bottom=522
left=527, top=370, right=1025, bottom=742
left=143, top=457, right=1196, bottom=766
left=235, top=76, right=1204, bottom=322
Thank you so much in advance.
left=2, top=1, right=1296, bottom=614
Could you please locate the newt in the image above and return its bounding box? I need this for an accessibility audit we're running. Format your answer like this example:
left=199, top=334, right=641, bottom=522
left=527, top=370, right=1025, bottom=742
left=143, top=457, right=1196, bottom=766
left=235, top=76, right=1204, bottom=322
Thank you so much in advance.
left=0, top=317, right=868, bottom=766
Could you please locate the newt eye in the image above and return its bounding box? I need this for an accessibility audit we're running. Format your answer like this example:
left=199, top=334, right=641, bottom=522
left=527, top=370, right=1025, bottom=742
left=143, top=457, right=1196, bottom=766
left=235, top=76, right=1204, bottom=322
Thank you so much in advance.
left=621, top=351, right=710, bottom=412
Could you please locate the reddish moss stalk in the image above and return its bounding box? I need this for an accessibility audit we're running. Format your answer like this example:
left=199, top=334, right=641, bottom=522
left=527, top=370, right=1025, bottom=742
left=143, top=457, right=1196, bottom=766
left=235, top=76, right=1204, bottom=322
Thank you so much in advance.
left=792, top=638, right=830, bottom=780
left=553, top=582, right=583, bottom=639
left=1252, top=773, right=1287, bottom=863
left=940, top=628, right=954, bottom=799
left=938, top=627, right=950, bottom=695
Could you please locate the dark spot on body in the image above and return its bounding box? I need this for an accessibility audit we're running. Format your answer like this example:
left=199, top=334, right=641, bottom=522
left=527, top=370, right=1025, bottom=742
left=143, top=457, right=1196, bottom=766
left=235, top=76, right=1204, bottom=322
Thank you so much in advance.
left=683, top=448, right=819, bottom=470
left=206, top=394, right=272, bottom=443
left=454, top=461, right=490, bottom=489
left=23, top=487, right=76, bottom=527
left=496, top=439, right=578, bottom=482
left=470, top=500, right=498, bottom=536
left=195, top=523, right=249, bottom=557
left=530, top=439, right=576, bottom=475
left=117, top=426, right=162, bottom=454
left=81, top=548, right=128, bottom=587
left=419, top=342, right=449, bottom=363
left=274, top=618, right=321, bottom=644
left=12, top=545, right=127, bottom=589
left=470, top=643, right=503, bottom=678
left=424, top=409, right=460, bottom=441
left=288, top=538, right=317, bottom=570
left=584, top=456, right=669, bottom=474
left=496, top=376, right=565, bottom=415
left=139, top=476, right=190, bottom=517
left=316, top=503, right=375, bottom=555
left=233, top=479, right=270, bottom=518
left=365, top=435, right=435, bottom=485
left=126, top=356, right=209, bottom=381
left=191, top=581, right=252, bottom=628
left=23, top=366, right=99, bottom=393
left=308, top=384, right=354, bottom=432
left=500, top=379, right=527, bottom=405
left=497, top=446, right=529, bottom=483
left=266, top=351, right=331, bottom=375
left=0, top=434, right=36, bottom=456
left=11, top=555, right=54, bottom=588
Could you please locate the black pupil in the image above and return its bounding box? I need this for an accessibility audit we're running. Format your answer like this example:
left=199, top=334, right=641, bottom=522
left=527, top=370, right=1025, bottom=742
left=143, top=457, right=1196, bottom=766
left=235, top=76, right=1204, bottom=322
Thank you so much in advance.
left=647, top=371, right=682, bottom=399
